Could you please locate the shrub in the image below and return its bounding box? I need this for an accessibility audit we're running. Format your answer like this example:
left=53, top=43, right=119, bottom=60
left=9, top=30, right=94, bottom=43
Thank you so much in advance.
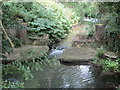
left=102, top=59, right=119, bottom=72
left=96, top=47, right=106, bottom=58
left=2, top=1, right=79, bottom=44
left=62, top=2, right=98, bottom=23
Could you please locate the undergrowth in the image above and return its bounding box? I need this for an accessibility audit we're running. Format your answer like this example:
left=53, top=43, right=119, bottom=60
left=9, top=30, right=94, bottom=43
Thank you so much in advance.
left=2, top=54, right=60, bottom=88
left=2, top=1, right=79, bottom=44
left=93, top=47, right=120, bottom=73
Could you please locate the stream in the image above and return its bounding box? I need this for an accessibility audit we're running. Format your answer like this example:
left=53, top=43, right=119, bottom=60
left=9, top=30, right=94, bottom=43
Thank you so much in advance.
left=24, top=24, right=119, bottom=88
left=3, top=24, right=119, bottom=88
left=24, top=57, right=119, bottom=88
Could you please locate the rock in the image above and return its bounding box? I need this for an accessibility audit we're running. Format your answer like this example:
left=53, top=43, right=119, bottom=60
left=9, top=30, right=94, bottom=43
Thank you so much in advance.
left=29, top=34, right=49, bottom=46
left=100, top=70, right=114, bottom=77
left=3, top=45, right=49, bottom=62
left=60, top=47, right=96, bottom=63
left=104, top=51, right=118, bottom=59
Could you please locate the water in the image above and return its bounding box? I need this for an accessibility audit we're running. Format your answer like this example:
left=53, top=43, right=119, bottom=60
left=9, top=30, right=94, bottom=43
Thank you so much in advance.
left=48, top=48, right=65, bottom=59
left=24, top=59, right=119, bottom=88
left=83, top=18, right=99, bottom=23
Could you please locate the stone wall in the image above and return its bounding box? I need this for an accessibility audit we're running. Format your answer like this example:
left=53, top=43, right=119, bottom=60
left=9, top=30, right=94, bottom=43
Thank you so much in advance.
left=29, top=34, right=49, bottom=46
left=6, top=19, right=49, bottom=46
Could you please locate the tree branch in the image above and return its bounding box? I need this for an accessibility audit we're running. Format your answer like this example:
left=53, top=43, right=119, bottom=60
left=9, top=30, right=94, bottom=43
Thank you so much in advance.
left=0, top=20, right=14, bottom=48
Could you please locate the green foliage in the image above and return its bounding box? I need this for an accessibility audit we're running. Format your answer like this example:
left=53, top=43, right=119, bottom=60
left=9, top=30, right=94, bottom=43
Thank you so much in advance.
left=2, top=52, right=60, bottom=88
left=106, top=30, right=120, bottom=53
left=3, top=61, right=33, bottom=81
left=2, top=1, right=78, bottom=43
left=98, top=2, right=120, bottom=29
left=62, top=2, right=98, bottom=22
left=2, top=2, right=26, bottom=29
left=2, top=38, right=13, bottom=55
left=97, top=2, right=120, bottom=55
left=94, top=47, right=120, bottom=73
left=12, top=38, right=22, bottom=48
left=85, top=23, right=95, bottom=37
left=3, top=53, right=49, bottom=81
left=2, top=35, right=22, bottom=59
left=96, top=47, right=106, bottom=58
left=101, top=59, right=120, bottom=72
left=93, top=57, right=120, bottom=73
left=27, top=1, right=77, bottom=43
left=2, top=80, right=24, bottom=88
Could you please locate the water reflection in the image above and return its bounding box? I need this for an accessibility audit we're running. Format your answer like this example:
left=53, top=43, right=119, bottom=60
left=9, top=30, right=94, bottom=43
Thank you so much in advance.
left=25, top=60, right=108, bottom=88
left=60, top=65, right=94, bottom=88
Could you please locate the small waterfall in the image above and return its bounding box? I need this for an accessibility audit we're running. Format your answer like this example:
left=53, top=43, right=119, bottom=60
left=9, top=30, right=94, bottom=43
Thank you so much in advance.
left=48, top=47, right=65, bottom=59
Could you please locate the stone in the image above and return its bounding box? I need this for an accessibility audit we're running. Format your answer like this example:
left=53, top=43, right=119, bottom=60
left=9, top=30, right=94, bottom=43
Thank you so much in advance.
left=17, top=19, right=23, bottom=23
left=104, top=51, right=118, bottom=59
left=100, top=70, right=114, bottom=77
left=3, top=45, right=49, bottom=62
left=60, top=47, right=96, bottom=62
left=29, top=34, right=49, bottom=46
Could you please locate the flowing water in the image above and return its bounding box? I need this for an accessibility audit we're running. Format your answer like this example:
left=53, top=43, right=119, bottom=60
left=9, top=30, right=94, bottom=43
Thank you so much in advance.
left=24, top=59, right=119, bottom=88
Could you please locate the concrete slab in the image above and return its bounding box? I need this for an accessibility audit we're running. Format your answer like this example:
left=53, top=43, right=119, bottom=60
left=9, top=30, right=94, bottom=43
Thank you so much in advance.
left=3, top=45, right=49, bottom=62
left=60, top=47, right=96, bottom=62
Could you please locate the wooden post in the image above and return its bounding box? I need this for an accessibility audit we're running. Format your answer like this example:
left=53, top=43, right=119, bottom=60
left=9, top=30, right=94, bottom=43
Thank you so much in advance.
left=118, top=35, right=120, bottom=58
left=0, top=30, right=2, bottom=60
left=18, top=23, right=28, bottom=44
left=0, top=21, right=14, bottom=48
left=94, top=24, right=106, bottom=42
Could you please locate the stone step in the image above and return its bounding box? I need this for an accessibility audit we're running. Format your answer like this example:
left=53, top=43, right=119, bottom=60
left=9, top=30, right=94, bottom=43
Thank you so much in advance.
left=59, top=47, right=96, bottom=63
left=3, top=45, right=49, bottom=63
left=74, top=39, right=95, bottom=43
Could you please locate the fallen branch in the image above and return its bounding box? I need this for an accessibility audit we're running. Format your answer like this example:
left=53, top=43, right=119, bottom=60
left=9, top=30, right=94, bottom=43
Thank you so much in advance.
left=0, top=20, right=14, bottom=48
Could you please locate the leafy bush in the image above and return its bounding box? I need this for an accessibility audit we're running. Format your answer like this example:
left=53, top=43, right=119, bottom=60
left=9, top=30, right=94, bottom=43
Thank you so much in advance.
left=2, top=1, right=78, bottom=44
left=62, top=2, right=98, bottom=23
left=102, top=59, right=119, bottom=72
left=96, top=47, right=106, bottom=58
left=94, top=46, right=120, bottom=73
left=98, top=2, right=120, bottom=29
left=2, top=53, right=60, bottom=88
left=2, top=80, right=24, bottom=88
left=2, top=2, right=33, bottom=29
left=97, top=2, right=120, bottom=55
left=27, top=1, right=78, bottom=43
